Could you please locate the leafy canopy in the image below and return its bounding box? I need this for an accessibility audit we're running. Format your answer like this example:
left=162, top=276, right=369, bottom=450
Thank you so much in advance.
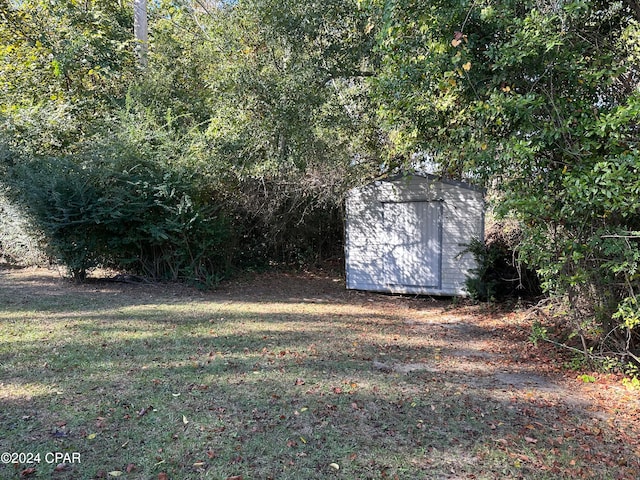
left=370, top=0, right=640, bottom=359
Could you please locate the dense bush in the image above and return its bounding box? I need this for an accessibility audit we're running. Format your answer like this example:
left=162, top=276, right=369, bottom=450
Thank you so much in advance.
left=465, top=220, right=540, bottom=302
left=4, top=152, right=232, bottom=284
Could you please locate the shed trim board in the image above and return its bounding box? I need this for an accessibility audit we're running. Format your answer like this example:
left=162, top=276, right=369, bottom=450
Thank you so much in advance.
left=383, top=172, right=486, bottom=193
left=345, top=175, right=485, bottom=296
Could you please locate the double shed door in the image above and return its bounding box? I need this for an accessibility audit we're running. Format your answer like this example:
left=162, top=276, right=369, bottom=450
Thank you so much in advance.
left=381, top=201, right=442, bottom=289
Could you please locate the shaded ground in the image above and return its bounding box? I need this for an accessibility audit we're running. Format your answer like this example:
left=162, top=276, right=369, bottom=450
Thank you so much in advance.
left=0, top=267, right=639, bottom=479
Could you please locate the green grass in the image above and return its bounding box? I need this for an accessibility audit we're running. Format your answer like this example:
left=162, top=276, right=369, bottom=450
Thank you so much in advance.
left=1, top=269, right=638, bottom=479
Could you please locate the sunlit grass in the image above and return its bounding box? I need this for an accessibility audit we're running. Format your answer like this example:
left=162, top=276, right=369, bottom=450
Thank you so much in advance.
left=0, top=269, right=638, bottom=479
left=0, top=382, right=56, bottom=401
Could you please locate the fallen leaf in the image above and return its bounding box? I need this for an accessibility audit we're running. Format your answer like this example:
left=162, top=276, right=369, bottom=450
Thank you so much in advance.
left=21, top=468, right=36, bottom=477
left=126, top=464, right=136, bottom=473
left=225, top=476, right=243, bottom=480
left=294, top=378, right=305, bottom=385
left=525, top=436, right=538, bottom=444
left=108, top=472, right=123, bottom=477
left=137, top=406, right=153, bottom=417
left=54, top=464, right=68, bottom=472
left=182, top=415, right=189, bottom=425
left=87, top=433, right=98, bottom=440
left=158, top=473, right=168, bottom=480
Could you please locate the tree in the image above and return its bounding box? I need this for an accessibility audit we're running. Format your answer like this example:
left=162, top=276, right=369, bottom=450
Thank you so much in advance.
left=370, top=0, right=640, bottom=363
left=179, top=0, right=384, bottom=263
left=1, top=0, right=385, bottom=278
left=0, top=0, right=137, bottom=156
left=133, top=0, right=148, bottom=65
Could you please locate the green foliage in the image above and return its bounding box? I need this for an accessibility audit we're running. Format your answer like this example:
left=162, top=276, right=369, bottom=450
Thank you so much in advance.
left=9, top=157, right=111, bottom=280
left=465, top=222, right=540, bottom=302
left=369, top=0, right=640, bottom=360
left=0, top=0, right=137, bottom=155
left=613, top=296, right=640, bottom=331
left=577, top=374, right=597, bottom=383
left=5, top=149, right=232, bottom=283
left=565, top=353, right=590, bottom=372
left=465, top=238, right=504, bottom=302
left=0, top=192, right=46, bottom=266
left=0, top=0, right=383, bottom=280
left=529, top=321, right=548, bottom=347
left=148, top=0, right=382, bottom=265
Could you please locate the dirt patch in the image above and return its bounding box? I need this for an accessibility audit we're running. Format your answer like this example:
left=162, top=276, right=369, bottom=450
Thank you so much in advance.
left=493, top=372, right=563, bottom=390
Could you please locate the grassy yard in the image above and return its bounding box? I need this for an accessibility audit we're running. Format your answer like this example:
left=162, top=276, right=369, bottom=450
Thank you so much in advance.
left=1, top=267, right=639, bottom=479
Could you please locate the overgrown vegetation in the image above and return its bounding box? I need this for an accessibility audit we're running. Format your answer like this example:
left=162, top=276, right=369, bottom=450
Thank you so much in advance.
left=5, top=153, right=231, bottom=283
left=0, top=0, right=381, bottom=282
left=369, top=0, right=640, bottom=367
left=465, top=220, right=540, bottom=302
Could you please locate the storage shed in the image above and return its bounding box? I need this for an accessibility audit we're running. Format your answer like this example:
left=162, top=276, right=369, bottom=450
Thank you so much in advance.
left=345, top=174, right=485, bottom=296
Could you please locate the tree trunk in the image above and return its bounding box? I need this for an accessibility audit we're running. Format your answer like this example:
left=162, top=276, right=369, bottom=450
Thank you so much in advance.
left=133, top=0, right=148, bottom=67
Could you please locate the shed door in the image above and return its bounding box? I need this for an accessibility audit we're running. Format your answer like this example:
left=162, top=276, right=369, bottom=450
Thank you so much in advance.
left=382, top=201, right=441, bottom=288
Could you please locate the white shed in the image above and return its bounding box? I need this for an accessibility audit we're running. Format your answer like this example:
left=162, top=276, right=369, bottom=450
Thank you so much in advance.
left=345, top=174, right=485, bottom=296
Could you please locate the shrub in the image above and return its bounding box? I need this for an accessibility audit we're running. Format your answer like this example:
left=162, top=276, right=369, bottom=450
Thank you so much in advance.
left=6, top=155, right=232, bottom=284
left=465, top=220, right=540, bottom=301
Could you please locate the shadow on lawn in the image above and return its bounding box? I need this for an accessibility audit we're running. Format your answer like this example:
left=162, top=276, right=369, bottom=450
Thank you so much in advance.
left=1, top=270, right=639, bottom=479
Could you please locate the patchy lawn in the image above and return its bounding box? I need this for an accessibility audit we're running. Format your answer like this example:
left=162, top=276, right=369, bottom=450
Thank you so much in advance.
left=0, top=267, right=638, bottom=480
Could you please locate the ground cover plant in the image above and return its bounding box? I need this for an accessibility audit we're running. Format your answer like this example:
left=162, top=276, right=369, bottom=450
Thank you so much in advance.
left=1, top=267, right=639, bottom=479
